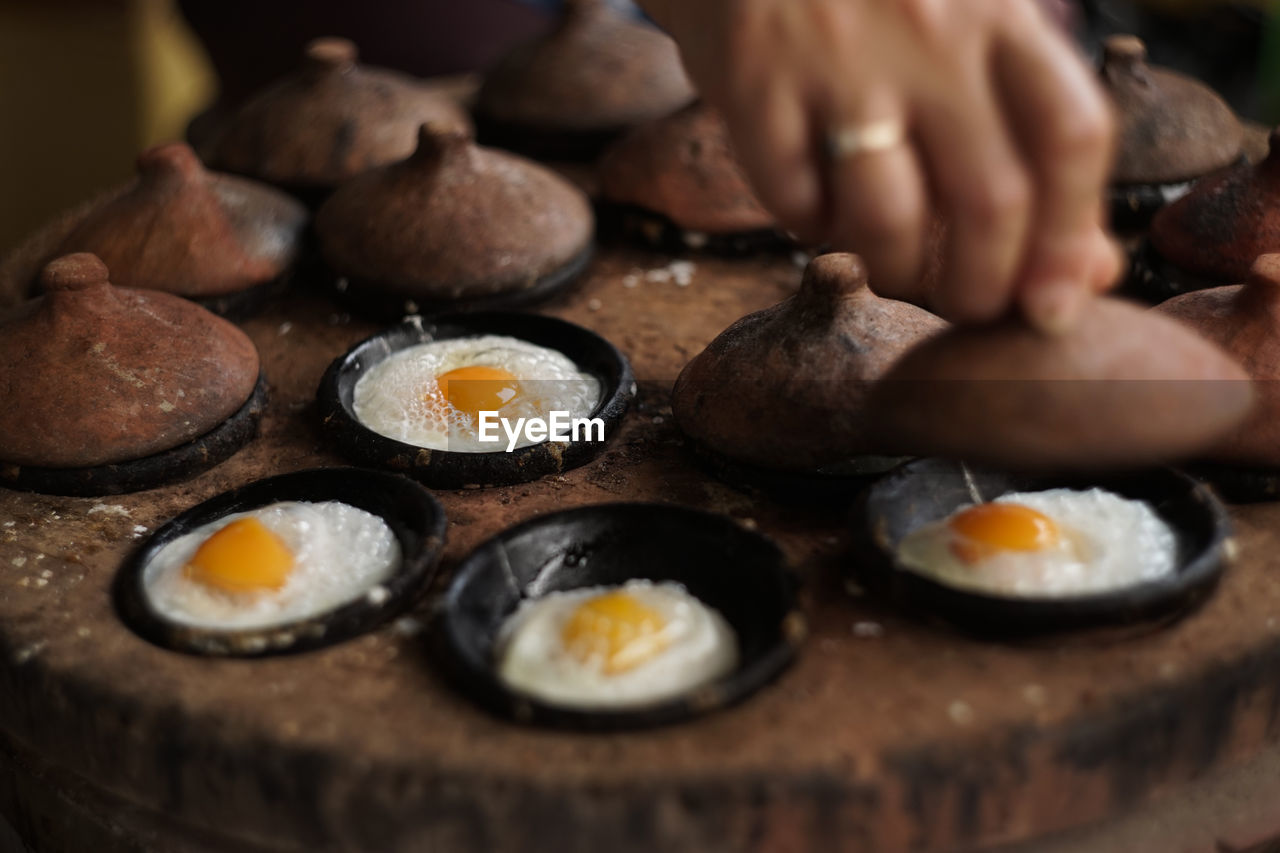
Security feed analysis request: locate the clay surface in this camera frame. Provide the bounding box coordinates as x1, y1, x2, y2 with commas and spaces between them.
3, 251, 1280, 852
0, 254, 260, 468
1102, 35, 1243, 185
206, 38, 472, 190
599, 101, 776, 234
872, 295, 1253, 470
672, 253, 946, 469
315, 125, 594, 300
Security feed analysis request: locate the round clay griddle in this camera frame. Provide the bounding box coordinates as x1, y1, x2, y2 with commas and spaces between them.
3, 249, 1280, 852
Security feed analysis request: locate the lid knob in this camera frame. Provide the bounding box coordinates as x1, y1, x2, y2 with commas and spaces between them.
1103, 35, 1148, 67
304, 37, 358, 74
563, 0, 606, 19
1247, 254, 1280, 290
40, 253, 111, 293
796, 253, 870, 319
136, 142, 203, 181
803, 253, 868, 297
412, 122, 474, 165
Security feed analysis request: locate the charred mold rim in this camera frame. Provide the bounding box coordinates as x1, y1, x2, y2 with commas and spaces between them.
848, 457, 1232, 636
113, 466, 447, 657
433, 501, 804, 730
473, 113, 631, 163
324, 242, 595, 323
1128, 238, 1234, 305
596, 202, 794, 256
0, 374, 268, 498
1183, 460, 1280, 505
192, 269, 294, 321
684, 437, 908, 507
1107, 178, 1196, 233
316, 312, 635, 489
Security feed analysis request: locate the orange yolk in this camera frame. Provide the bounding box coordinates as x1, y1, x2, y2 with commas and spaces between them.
948, 502, 1060, 564
183, 517, 294, 594
561, 591, 668, 675
436, 365, 521, 421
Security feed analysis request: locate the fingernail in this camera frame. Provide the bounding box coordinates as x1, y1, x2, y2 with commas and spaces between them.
1025, 281, 1085, 336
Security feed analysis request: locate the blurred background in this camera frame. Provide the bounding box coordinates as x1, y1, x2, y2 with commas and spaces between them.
0, 0, 1273, 256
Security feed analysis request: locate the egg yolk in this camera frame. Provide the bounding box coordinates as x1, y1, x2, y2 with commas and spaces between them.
436, 365, 521, 421
561, 591, 668, 675
948, 502, 1060, 564
183, 518, 294, 594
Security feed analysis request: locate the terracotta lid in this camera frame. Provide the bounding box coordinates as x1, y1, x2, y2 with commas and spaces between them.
672, 253, 947, 469
314, 125, 594, 303
205, 38, 472, 190
870, 295, 1252, 470
1149, 129, 1280, 283
599, 101, 775, 234
1154, 254, 1280, 464
0, 254, 261, 469
1101, 35, 1243, 185
476, 0, 694, 133
50, 143, 307, 299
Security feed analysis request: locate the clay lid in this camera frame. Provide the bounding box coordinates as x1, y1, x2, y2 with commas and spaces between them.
476, 0, 694, 133
1154, 254, 1280, 464
205, 38, 472, 190
672, 253, 947, 469
1101, 35, 1243, 185
1149, 129, 1280, 283
870, 295, 1252, 470
599, 101, 775, 234
314, 125, 594, 302
50, 143, 307, 299
0, 254, 260, 469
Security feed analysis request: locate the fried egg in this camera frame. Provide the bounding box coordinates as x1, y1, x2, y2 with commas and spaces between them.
143, 501, 401, 629
496, 580, 738, 709
896, 488, 1177, 597
352, 335, 601, 452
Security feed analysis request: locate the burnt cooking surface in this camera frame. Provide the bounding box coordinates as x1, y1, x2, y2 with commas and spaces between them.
3, 251, 1280, 851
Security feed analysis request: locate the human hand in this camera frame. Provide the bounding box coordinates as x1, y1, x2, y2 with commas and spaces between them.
640, 0, 1121, 332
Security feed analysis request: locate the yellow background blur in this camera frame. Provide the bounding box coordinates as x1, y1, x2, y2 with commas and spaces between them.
0, 0, 215, 254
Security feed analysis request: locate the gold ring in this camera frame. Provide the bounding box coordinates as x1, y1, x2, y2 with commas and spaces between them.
827, 119, 906, 159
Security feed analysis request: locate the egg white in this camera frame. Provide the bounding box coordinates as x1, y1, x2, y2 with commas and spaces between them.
896, 488, 1178, 597
495, 580, 739, 709
352, 335, 601, 453
143, 501, 402, 630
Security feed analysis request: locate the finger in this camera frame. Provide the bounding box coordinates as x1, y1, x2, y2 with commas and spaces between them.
1091, 232, 1126, 293
824, 99, 930, 299
992, 11, 1115, 332
721, 79, 825, 242
913, 62, 1034, 324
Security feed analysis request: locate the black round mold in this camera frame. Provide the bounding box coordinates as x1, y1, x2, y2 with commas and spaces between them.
0, 374, 268, 497
596, 202, 793, 256
849, 457, 1233, 636
1108, 180, 1192, 233
1127, 238, 1232, 304
1183, 460, 1280, 504
316, 312, 635, 489
194, 269, 293, 321
685, 438, 907, 507
433, 502, 805, 730
114, 466, 447, 657
326, 242, 595, 323
474, 114, 625, 163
